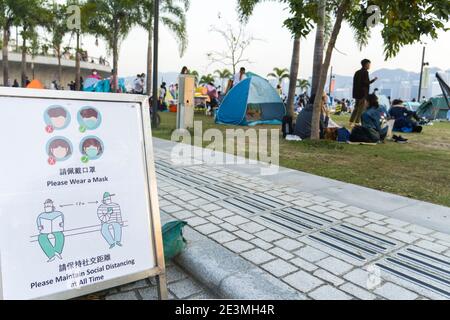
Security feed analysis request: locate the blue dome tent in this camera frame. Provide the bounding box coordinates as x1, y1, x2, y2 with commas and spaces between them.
216, 73, 286, 126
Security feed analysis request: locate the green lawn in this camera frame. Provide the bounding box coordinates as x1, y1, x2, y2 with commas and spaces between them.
152, 112, 450, 207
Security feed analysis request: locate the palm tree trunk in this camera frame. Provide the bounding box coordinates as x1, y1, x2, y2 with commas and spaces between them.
286, 36, 301, 117
75, 31, 81, 90
21, 37, 27, 87
112, 37, 119, 93
57, 47, 62, 87
311, 0, 326, 96
2, 27, 10, 86
310, 0, 350, 140
146, 25, 153, 95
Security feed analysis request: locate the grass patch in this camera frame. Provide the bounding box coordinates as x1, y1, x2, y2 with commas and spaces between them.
152, 111, 450, 207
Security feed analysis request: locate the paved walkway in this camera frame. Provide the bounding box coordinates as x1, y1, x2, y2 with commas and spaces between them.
82, 259, 217, 300
153, 137, 450, 300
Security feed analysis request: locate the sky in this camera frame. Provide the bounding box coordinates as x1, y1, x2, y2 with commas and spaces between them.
82, 0, 450, 79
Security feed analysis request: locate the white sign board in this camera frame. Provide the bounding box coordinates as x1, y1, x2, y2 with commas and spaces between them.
0, 88, 166, 300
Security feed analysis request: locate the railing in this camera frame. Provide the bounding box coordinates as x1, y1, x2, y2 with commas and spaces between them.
4, 44, 110, 67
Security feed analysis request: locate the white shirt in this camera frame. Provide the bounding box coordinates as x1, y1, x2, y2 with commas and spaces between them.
133, 77, 144, 93
233, 72, 247, 86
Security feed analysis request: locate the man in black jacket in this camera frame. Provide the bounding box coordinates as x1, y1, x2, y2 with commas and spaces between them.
350, 59, 378, 127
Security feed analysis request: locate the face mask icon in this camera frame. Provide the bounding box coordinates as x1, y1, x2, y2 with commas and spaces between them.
80, 137, 104, 163
84, 118, 98, 129
86, 147, 99, 158
79, 108, 101, 132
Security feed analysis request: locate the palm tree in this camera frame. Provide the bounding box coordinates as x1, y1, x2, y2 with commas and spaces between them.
214, 68, 232, 90
297, 79, 310, 93
286, 37, 300, 117
85, 0, 140, 92
140, 0, 189, 95
16, 0, 46, 87
238, 0, 315, 118
199, 74, 215, 86
66, 0, 87, 91
310, 0, 326, 96
311, 0, 351, 140
267, 67, 290, 85
1, 0, 31, 86
45, 1, 70, 87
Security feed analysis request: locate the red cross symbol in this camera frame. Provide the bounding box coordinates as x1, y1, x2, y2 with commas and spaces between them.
45, 125, 54, 134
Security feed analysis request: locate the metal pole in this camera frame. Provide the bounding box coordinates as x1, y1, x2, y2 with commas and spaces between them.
151, 0, 160, 128
75, 31, 80, 91
418, 46, 426, 101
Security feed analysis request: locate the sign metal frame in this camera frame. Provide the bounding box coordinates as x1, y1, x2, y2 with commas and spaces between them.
0, 88, 168, 300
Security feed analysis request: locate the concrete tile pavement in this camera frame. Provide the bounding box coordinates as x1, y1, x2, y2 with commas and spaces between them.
100, 138, 450, 300
81, 261, 217, 300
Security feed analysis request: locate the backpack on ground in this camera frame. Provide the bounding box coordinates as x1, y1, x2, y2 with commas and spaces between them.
337, 127, 351, 142
349, 126, 380, 144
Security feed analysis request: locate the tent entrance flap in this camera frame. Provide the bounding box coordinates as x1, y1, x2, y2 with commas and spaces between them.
246, 103, 286, 123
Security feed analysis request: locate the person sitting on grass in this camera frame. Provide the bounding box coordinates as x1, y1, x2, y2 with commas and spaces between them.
350, 94, 398, 144
361, 94, 388, 142
389, 99, 423, 133
294, 92, 329, 140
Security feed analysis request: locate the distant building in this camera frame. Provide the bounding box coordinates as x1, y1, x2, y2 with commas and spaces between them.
380, 88, 392, 97
0, 51, 110, 89
399, 81, 412, 100
334, 88, 351, 100
431, 81, 443, 97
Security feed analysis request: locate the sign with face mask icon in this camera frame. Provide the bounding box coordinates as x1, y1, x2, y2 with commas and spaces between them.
0, 88, 167, 300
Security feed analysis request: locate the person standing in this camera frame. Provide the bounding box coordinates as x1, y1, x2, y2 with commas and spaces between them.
159, 82, 168, 111
233, 67, 247, 86
350, 59, 378, 127
12, 79, 19, 87
180, 66, 189, 75
133, 74, 144, 94
91, 69, 102, 80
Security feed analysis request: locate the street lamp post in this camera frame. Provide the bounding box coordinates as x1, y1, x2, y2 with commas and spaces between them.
151, 0, 160, 128
418, 46, 429, 102
75, 30, 81, 91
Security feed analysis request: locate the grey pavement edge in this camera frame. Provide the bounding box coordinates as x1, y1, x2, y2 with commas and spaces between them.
174, 225, 306, 300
